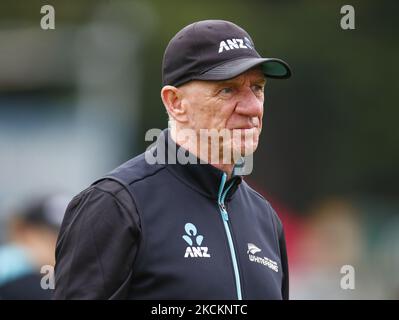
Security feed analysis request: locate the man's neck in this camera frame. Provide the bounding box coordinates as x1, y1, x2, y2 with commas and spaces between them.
170, 128, 234, 179
212, 163, 233, 180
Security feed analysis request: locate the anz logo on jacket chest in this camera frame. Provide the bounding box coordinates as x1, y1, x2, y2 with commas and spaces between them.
182, 223, 211, 258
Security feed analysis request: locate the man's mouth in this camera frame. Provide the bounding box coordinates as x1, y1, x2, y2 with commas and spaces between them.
233, 125, 257, 130
231, 117, 260, 130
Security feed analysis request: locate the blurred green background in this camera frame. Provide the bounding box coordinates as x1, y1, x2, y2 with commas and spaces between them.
0, 0, 398, 299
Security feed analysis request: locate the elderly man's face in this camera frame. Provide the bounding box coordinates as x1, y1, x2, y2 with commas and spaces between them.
178, 68, 265, 162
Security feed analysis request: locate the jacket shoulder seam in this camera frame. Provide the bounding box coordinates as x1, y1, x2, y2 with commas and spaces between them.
126, 165, 167, 186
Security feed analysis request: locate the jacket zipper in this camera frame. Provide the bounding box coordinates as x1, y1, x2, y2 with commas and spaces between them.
217, 172, 242, 300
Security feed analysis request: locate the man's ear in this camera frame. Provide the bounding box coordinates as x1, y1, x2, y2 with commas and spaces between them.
161, 85, 189, 123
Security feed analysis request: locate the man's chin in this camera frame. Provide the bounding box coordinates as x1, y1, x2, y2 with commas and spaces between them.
233, 133, 260, 155
239, 143, 258, 157
224, 142, 257, 163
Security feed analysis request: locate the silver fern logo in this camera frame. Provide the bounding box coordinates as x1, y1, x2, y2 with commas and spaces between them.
247, 243, 278, 273
247, 243, 261, 255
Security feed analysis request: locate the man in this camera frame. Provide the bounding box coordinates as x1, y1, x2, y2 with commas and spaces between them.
0, 194, 69, 299
54, 20, 291, 300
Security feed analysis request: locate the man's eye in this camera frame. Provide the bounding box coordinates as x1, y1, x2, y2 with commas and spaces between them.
252, 84, 263, 92
251, 85, 264, 93
220, 87, 233, 94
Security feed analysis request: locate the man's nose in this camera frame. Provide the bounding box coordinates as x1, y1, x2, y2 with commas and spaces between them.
234, 88, 263, 117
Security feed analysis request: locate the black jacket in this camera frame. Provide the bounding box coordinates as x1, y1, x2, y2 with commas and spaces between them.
54, 130, 289, 299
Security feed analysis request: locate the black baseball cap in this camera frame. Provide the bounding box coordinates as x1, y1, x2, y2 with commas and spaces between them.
16, 194, 71, 231
162, 20, 291, 87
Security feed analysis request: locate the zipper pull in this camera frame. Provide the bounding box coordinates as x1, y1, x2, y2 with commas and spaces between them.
219, 203, 229, 221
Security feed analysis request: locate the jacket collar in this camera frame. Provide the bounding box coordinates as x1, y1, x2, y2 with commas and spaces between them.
154, 129, 242, 201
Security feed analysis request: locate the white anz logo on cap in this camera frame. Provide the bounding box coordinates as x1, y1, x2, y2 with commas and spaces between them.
218, 37, 253, 53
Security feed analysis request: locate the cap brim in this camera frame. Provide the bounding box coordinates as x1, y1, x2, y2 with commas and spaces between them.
197, 57, 291, 81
